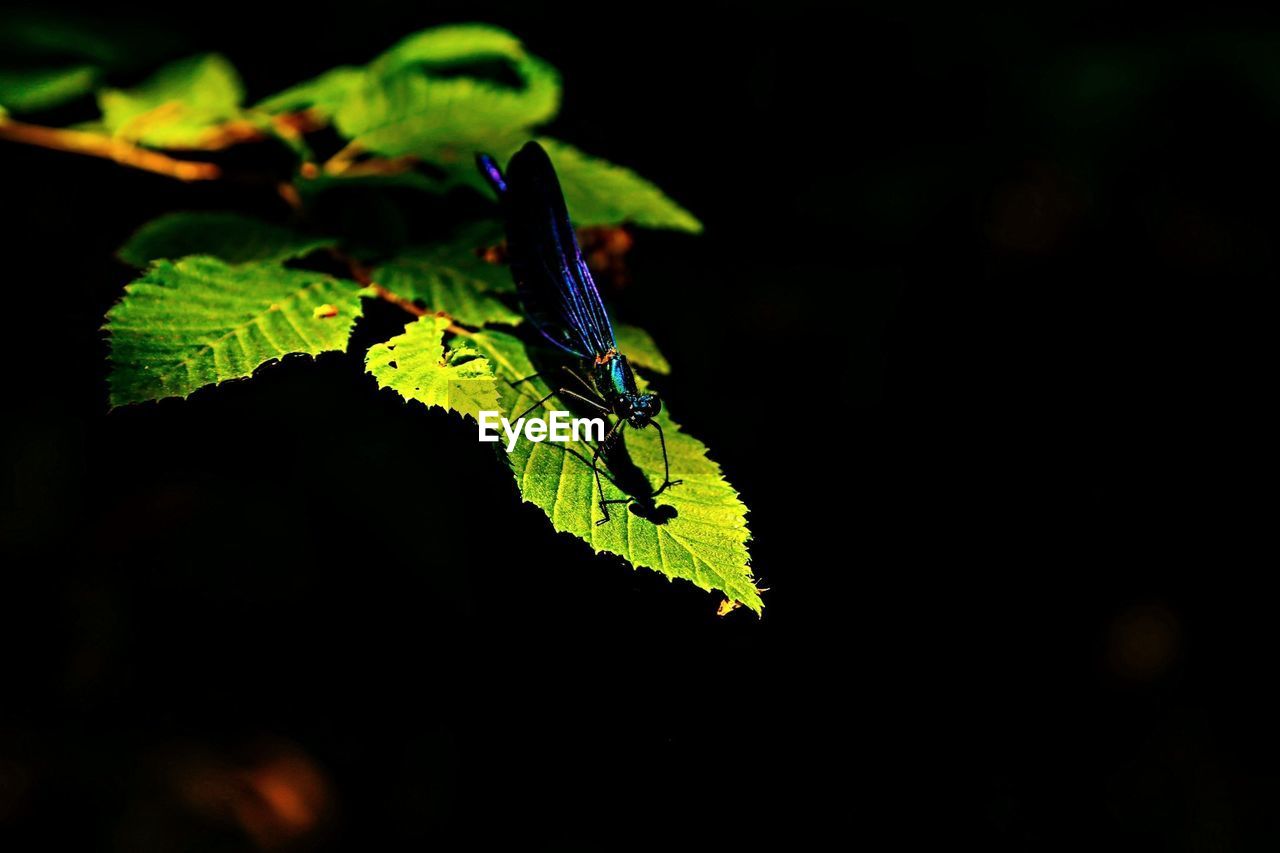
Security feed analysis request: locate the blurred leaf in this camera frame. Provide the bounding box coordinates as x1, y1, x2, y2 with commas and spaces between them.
0, 65, 98, 113
371, 24, 527, 72
614, 325, 671, 375
98, 53, 246, 148
372, 229, 520, 326
258, 23, 559, 162
461, 327, 759, 612
366, 315, 500, 421
335, 43, 559, 160
106, 256, 365, 406
530, 139, 702, 232
259, 25, 697, 233
254, 66, 364, 118
118, 212, 336, 266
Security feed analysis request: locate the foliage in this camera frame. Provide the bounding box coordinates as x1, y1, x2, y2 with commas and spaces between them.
365, 315, 500, 422
371, 229, 522, 327
4, 22, 757, 612
96, 53, 246, 148
0, 65, 97, 112
105, 257, 366, 406
466, 329, 758, 610
117, 212, 336, 266
254, 24, 700, 231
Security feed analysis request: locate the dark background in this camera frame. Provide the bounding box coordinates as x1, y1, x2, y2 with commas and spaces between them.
0, 2, 1271, 849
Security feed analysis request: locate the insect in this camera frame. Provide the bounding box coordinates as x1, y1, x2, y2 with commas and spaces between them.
477, 141, 680, 525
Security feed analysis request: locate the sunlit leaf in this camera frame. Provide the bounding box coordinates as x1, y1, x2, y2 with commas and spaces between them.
366, 315, 500, 421
253, 66, 364, 118
463, 328, 759, 612
106, 256, 365, 406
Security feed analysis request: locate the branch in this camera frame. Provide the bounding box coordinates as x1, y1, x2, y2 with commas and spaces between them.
322, 141, 363, 175
370, 282, 429, 317
320, 140, 421, 179
0, 113, 477, 336
0, 110, 322, 184
328, 248, 470, 334
0, 117, 221, 181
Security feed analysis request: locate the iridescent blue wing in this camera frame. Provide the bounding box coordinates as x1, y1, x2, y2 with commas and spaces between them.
477, 142, 617, 359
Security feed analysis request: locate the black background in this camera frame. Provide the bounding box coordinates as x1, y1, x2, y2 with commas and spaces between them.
0, 2, 1272, 849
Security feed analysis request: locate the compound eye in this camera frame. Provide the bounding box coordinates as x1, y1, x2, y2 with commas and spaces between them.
649, 395, 661, 416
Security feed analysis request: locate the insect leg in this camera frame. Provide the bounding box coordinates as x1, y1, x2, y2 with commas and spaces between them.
559, 365, 601, 400
649, 420, 683, 497
593, 420, 631, 526
513, 389, 558, 422
511, 368, 605, 411
508, 372, 543, 387
559, 388, 610, 415
506, 373, 553, 411
513, 386, 609, 423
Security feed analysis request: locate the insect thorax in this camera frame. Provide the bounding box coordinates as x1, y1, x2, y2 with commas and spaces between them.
591, 351, 636, 405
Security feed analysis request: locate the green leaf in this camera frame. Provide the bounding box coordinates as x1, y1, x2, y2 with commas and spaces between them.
106, 256, 365, 406
257, 27, 697, 235
332, 26, 560, 160
372, 231, 520, 327
0, 65, 97, 113
614, 325, 671, 375
257, 24, 561, 164
531, 139, 703, 232
256, 24, 541, 124
464, 328, 760, 613
98, 53, 245, 148
118, 212, 336, 267
371, 24, 527, 73
254, 65, 365, 118
366, 315, 500, 421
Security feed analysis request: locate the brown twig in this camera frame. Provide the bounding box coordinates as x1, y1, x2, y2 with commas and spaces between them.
322, 141, 363, 175
319, 141, 422, 179
272, 109, 326, 137
368, 282, 429, 317
187, 119, 267, 150
338, 155, 420, 178
0, 117, 221, 181
2, 112, 471, 339
327, 248, 471, 333
371, 282, 474, 336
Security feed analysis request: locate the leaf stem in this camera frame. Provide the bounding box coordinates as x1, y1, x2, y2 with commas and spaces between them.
370, 282, 429, 316
327, 248, 471, 334
322, 141, 363, 175
0, 117, 221, 181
